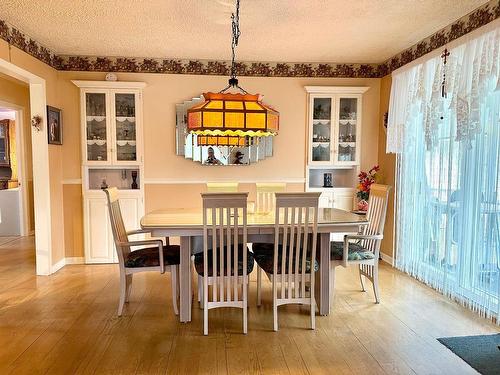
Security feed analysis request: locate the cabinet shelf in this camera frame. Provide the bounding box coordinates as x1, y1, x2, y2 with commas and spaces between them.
87, 140, 107, 146
116, 116, 136, 122
86, 116, 106, 122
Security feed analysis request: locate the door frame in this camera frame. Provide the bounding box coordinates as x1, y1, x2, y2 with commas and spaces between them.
0, 58, 52, 275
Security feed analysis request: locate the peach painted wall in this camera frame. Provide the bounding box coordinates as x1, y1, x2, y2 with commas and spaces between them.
57, 72, 381, 257
1, 39, 385, 261
377, 74, 396, 260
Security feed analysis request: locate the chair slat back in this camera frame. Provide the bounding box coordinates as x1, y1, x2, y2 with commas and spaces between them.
104, 188, 129, 265
273, 193, 320, 301
362, 184, 391, 254
256, 183, 286, 214
202, 192, 248, 304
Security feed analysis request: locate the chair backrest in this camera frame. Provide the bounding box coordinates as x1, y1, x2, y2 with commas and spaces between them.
255, 183, 286, 214
104, 187, 129, 265
273, 192, 320, 301
202, 192, 248, 303
362, 184, 391, 254
206, 182, 239, 193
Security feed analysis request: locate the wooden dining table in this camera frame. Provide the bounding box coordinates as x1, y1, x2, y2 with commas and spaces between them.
141, 207, 368, 323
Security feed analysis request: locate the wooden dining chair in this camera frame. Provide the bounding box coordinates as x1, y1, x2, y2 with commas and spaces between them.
330, 184, 391, 303
253, 192, 320, 331
104, 188, 180, 316
194, 192, 254, 335
255, 183, 286, 214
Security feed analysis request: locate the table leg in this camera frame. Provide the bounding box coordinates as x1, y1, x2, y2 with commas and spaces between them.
318, 232, 330, 316
179, 236, 192, 322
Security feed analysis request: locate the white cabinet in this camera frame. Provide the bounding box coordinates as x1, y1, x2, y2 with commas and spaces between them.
83, 191, 144, 264
74, 81, 146, 264
73, 81, 146, 166
318, 191, 334, 208
333, 189, 355, 211
305, 86, 369, 211
306, 88, 368, 167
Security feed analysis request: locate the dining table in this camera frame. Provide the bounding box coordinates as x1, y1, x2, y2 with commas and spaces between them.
141, 207, 369, 323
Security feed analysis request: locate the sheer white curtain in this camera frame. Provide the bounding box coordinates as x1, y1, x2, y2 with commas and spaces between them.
387, 27, 500, 321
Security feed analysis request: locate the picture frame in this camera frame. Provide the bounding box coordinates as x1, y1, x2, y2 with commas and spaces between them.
47, 106, 62, 145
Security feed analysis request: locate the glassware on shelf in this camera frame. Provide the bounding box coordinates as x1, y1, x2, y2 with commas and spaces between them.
313, 98, 331, 120
115, 94, 137, 161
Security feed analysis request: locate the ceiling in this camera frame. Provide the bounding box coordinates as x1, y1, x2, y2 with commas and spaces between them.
1, 0, 488, 63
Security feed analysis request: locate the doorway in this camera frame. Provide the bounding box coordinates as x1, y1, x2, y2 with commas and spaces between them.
0, 104, 30, 236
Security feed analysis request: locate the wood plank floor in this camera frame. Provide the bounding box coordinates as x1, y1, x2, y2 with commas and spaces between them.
0, 236, 498, 374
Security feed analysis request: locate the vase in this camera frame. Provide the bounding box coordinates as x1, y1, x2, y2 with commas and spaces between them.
357, 199, 368, 211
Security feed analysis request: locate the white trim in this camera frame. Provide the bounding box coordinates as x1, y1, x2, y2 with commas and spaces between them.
62, 179, 82, 184
380, 252, 394, 266
143, 178, 306, 185
65, 257, 85, 265
304, 86, 370, 94
71, 80, 147, 89
51, 257, 66, 273
0, 58, 52, 276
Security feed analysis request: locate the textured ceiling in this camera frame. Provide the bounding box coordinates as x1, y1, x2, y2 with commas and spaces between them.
0, 0, 489, 63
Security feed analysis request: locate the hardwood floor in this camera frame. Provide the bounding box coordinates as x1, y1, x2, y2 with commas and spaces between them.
0, 236, 498, 374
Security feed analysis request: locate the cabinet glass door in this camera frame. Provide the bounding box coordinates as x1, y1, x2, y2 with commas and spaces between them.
85, 93, 108, 162
114, 93, 137, 162
336, 97, 358, 164
311, 97, 332, 163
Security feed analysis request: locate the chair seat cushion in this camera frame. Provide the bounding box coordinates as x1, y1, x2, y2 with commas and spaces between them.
330, 241, 375, 261
124, 245, 180, 268
252, 243, 319, 274
194, 245, 255, 277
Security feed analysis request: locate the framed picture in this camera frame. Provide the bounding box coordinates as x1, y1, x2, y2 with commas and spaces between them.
47, 106, 62, 145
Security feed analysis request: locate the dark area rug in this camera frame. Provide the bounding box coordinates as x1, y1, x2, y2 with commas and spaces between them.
438, 334, 500, 375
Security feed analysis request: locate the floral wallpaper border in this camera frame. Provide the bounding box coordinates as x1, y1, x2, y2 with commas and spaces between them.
0, 0, 498, 78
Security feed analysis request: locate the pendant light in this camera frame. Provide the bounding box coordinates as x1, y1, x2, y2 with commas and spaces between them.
187, 0, 279, 145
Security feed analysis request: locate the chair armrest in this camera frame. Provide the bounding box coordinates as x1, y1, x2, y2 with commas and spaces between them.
117, 239, 165, 274
126, 229, 152, 236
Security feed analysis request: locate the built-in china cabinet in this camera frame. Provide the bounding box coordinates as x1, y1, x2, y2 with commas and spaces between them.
304, 86, 369, 211
73, 80, 146, 264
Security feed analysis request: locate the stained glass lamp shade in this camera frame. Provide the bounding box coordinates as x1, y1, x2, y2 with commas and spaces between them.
187, 92, 279, 146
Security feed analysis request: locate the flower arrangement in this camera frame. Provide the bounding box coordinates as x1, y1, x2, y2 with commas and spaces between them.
357, 165, 380, 207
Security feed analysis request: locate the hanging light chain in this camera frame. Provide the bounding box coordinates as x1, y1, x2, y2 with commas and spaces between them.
230, 0, 241, 81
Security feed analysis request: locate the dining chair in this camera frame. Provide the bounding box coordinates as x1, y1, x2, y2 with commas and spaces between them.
194, 192, 254, 335
330, 184, 391, 303
104, 188, 180, 316
253, 192, 320, 331
255, 183, 286, 214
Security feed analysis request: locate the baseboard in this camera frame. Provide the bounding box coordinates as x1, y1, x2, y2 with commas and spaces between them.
380, 252, 394, 266
65, 257, 85, 265
50, 257, 85, 274
50, 258, 66, 273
